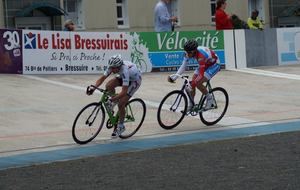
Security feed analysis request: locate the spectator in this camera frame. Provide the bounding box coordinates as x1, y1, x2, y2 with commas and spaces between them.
247, 10, 264, 30
154, 0, 178, 32
215, 0, 233, 30
64, 19, 76, 31
231, 14, 249, 29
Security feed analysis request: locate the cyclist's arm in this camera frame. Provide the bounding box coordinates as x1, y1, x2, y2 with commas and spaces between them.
94, 67, 111, 87
94, 75, 108, 87
170, 57, 188, 81
111, 67, 129, 101
247, 18, 258, 29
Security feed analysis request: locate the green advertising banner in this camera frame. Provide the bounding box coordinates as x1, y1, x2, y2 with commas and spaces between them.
130, 30, 225, 71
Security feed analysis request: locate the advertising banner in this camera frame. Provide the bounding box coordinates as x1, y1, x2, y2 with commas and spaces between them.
277, 28, 300, 65
21, 30, 225, 74
133, 30, 225, 72
22, 30, 153, 74
0, 29, 22, 74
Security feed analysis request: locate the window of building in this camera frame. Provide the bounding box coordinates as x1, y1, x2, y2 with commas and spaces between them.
211, 0, 216, 23
279, 24, 296, 28
249, 0, 265, 23
64, 0, 76, 12
170, 0, 179, 25
116, 0, 128, 28
63, 0, 85, 30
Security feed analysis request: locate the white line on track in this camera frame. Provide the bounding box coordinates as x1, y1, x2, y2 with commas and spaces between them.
230, 68, 300, 80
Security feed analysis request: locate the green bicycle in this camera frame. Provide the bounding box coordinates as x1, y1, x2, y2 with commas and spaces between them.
72, 85, 146, 144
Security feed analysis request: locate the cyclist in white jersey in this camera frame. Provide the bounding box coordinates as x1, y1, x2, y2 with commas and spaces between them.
87, 54, 142, 137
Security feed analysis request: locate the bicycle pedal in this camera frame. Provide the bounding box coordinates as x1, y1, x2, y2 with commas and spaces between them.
191, 112, 198, 116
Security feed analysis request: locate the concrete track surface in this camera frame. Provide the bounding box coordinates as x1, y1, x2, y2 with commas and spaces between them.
0, 65, 300, 189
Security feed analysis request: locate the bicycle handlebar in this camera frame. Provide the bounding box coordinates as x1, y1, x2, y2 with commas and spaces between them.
170, 74, 189, 83
87, 85, 115, 97
90, 85, 105, 93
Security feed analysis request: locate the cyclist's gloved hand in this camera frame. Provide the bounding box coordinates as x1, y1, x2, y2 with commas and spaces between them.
168, 75, 176, 83
86, 85, 95, 95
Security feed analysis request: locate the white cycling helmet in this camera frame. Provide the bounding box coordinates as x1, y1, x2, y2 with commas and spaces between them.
108, 54, 123, 67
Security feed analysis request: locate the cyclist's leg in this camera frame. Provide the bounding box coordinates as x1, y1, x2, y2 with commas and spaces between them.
204, 63, 221, 82
118, 95, 130, 120
196, 63, 221, 94
202, 63, 221, 108
118, 77, 142, 125
191, 73, 197, 98
193, 66, 208, 96
195, 77, 208, 94
105, 77, 122, 94
189, 66, 202, 99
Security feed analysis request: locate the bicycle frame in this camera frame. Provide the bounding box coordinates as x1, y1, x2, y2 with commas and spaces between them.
172, 74, 216, 114
90, 85, 135, 126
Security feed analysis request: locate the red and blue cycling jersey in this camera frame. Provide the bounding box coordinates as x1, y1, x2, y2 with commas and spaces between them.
171, 46, 220, 87
194, 46, 218, 79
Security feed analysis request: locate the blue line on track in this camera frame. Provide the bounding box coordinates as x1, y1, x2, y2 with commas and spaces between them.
1, 120, 300, 170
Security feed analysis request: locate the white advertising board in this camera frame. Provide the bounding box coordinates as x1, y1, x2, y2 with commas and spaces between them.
22, 30, 152, 74
277, 28, 300, 65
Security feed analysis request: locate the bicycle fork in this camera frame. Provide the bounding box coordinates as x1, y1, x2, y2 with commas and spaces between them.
86, 105, 101, 126
170, 92, 185, 112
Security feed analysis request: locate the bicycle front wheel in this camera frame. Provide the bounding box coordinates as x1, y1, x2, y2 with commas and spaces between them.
199, 87, 229, 126
157, 90, 187, 129
72, 102, 105, 144
119, 98, 146, 139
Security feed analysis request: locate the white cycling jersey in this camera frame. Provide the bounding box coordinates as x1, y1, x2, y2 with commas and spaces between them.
104, 61, 141, 86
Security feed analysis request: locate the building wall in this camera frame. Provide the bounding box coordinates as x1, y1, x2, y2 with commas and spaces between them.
127, 0, 156, 31
81, 0, 236, 32
0, 0, 272, 31
82, 0, 158, 32
128, 0, 214, 32
178, 0, 212, 31
227, 0, 248, 22
86, 0, 270, 32
0, 0, 4, 27
83, 0, 119, 31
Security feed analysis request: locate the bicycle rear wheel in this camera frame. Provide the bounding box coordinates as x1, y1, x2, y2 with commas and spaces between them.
157, 90, 187, 129
119, 98, 146, 139
199, 87, 229, 126
72, 102, 105, 144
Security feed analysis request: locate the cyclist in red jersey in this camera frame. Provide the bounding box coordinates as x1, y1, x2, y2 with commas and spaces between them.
168, 39, 221, 110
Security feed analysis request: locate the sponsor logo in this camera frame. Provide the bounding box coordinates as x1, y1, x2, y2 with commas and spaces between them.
24, 32, 36, 49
